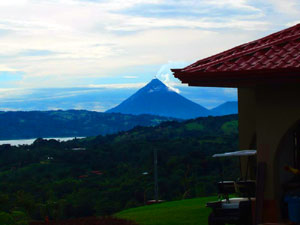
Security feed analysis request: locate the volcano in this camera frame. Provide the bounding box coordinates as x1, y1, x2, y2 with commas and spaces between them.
106, 79, 210, 119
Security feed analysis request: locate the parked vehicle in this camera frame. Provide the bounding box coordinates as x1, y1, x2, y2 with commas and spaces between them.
206, 150, 256, 225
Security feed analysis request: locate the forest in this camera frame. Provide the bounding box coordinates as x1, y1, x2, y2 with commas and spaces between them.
0, 114, 239, 224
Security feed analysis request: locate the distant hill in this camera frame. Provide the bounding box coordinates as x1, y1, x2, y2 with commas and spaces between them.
210, 101, 238, 116
106, 79, 210, 119
0, 110, 173, 140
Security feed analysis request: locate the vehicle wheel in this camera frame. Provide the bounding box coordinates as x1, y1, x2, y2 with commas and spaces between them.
239, 214, 252, 225
208, 213, 224, 225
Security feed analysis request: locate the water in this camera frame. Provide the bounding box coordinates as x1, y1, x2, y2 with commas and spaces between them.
0, 137, 84, 146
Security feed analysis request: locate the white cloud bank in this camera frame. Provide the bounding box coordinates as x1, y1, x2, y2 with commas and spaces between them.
0, 65, 19, 72
88, 83, 146, 89
0, 0, 298, 88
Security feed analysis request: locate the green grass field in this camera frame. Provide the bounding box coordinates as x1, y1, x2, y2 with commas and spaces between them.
116, 196, 218, 225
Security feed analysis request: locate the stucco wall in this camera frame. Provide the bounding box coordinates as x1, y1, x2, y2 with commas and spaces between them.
238, 88, 257, 179
256, 85, 300, 199
239, 85, 300, 200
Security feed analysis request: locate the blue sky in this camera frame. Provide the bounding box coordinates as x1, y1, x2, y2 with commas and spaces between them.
0, 0, 299, 111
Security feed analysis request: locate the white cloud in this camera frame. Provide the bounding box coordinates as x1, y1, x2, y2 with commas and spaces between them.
123, 76, 138, 79
0, 88, 33, 100
105, 16, 269, 32
194, 0, 262, 14
88, 83, 146, 89
266, 0, 300, 17
286, 20, 300, 27
155, 61, 190, 93
223, 88, 237, 97
0, 0, 297, 89
0, 65, 19, 72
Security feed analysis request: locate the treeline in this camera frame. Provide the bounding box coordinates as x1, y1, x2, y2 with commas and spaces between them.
0, 114, 239, 223
0, 110, 174, 140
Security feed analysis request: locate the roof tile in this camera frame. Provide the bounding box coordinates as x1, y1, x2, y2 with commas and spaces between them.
175, 23, 300, 75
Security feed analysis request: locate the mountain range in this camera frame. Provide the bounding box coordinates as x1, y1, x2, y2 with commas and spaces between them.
0, 110, 173, 140
210, 101, 238, 116
107, 79, 238, 119
0, 79, 238, 140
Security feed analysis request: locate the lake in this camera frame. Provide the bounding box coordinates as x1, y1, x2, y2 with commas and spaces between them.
0, 137, 84, 146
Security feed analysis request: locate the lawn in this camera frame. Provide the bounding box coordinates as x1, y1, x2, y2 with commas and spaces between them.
116, 196, 218, 225
29, 217, 138, 225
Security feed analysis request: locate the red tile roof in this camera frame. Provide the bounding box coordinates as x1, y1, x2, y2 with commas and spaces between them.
172, 23, 300, 87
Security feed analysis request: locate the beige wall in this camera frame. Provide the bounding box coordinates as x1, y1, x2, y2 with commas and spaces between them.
238, 88, 257, 179
238, 88, 256, 150
238, 85, 300, 200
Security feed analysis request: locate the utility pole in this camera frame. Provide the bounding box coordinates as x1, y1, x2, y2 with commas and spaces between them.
154, 148, 158, 202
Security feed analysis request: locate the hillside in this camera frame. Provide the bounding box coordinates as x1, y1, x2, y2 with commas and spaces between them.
0, 114, 239, 222
0, 110, 173, 140
116, 196, 217, 225
210, 101, 238, 116
107, 79, 210, 119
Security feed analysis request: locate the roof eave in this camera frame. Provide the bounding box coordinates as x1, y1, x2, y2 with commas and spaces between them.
172, 68, 300, 88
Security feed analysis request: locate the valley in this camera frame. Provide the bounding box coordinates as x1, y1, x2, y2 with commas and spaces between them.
0, 115, 239, 223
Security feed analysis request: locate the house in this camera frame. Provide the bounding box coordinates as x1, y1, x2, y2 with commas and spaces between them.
172, 23, 300, 224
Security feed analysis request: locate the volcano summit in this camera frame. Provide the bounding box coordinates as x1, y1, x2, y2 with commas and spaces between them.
106, 79, 210, 119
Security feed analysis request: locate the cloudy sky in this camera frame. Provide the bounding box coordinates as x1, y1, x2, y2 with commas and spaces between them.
0, 0, 299, 111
